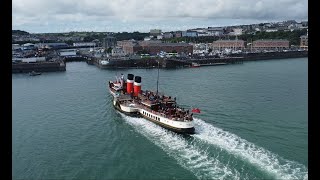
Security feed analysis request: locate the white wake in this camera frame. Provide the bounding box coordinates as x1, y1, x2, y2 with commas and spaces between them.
193, 118, 308, 180
120, 114, 241, 180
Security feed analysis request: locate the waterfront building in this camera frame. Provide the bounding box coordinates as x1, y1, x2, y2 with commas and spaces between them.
122, 41, 143, 55
36, 43, 69, 49
111, 47, 126, 56
73, 42, 96, 47
122, 41, 193, 55
253, 39, 289, 50
59, 49, 77, 57
138, 40, 162, 46
212, 40, 245, 50
140, 42, 193, 55
103, 36, 117, 49
300, 35, 308, 50
117, 39, 137, 48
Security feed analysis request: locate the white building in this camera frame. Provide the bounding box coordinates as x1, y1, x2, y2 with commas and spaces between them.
59, 49, 77, 57
157, 35, 163, 40
265, 29, 278, 32
112, 47, 125, 56
233, 28, 243, 35
144, 37, 152, 41
73, 42, 96, 47
13, 57, 46, 63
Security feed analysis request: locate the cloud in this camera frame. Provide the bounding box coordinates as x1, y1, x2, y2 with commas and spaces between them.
12, 0, 308, 32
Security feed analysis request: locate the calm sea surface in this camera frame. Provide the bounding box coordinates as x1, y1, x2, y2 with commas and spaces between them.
13, 58, 308, 180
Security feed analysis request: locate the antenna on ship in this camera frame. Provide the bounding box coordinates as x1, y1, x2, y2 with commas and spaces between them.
156, 60, 160, 95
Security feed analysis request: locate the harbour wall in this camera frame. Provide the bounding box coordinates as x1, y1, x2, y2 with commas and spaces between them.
240, 51, 308, 61
93, 51, 307, 69
12, 61, 66, 73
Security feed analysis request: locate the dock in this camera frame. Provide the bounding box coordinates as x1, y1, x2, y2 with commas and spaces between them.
12, 60, 66, 73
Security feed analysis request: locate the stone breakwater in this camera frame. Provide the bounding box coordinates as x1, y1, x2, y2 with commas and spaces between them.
12, 61, 66, 73
92, 51, 308, 69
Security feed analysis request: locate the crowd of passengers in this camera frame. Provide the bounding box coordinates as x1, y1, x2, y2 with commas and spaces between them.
134, 90, 193, 121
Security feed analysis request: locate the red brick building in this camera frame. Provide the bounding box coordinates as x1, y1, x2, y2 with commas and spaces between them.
140, 43, 193, 55
122, 41, 193, 55
253, 39, 289, 50
122, 44, 143, 55
212, 40, 245, 50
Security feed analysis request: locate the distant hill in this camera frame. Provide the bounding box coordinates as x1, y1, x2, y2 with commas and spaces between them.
12, 30, 29, 35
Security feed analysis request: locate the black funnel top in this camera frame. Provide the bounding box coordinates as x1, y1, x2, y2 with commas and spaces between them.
127, 74, 134, 80
134, 76, 141, 83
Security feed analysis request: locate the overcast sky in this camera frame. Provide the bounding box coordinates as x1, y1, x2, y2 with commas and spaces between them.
12, 0, 308, 33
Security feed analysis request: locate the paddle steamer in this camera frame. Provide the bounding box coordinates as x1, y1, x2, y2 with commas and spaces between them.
108, 73, 195, 134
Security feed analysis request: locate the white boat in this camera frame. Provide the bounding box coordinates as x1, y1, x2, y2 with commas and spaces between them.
29, 71, 41, 76
108, 74, 125, 98
191, 62, 200, 68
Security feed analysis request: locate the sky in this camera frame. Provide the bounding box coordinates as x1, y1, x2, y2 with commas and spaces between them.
12, 0, 308, 33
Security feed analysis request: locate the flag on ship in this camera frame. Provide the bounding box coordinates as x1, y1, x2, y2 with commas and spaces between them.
191, 108, 201, 113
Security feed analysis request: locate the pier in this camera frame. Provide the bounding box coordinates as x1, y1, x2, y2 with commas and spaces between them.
12, 60, 66, 73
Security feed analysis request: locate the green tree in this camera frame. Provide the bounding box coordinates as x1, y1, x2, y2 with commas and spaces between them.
107, 47, 113, 53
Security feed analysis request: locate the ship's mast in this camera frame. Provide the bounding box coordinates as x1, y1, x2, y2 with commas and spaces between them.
156, 61, 160, 95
